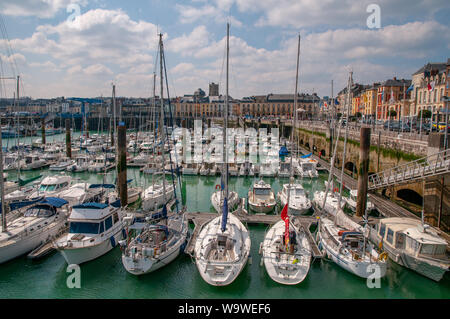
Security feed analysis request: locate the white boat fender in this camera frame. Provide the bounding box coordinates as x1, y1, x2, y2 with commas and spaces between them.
248, 255, 252, 265
118, 240, 127, 248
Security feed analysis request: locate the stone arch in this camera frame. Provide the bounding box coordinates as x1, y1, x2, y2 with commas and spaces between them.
344, 161, 356, 172
320, 149, 326, 157
305, 142, 310, 150
300, 139, 304, 145
397, 189, 423, 206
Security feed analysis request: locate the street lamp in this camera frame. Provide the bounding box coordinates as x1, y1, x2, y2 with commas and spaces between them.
442, 96, 449, 150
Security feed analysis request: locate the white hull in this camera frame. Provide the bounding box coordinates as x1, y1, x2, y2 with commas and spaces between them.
261, 220, 311, 285
0, 220, 66, 264
194, 214, 251, 286
57, 227, 124, 265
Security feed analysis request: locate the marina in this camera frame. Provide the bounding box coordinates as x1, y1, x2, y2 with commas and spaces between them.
0, 10, 449, 300
0, 137, 449, 297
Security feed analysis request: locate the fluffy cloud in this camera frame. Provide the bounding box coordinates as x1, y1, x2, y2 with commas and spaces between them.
166, 26, 211, 55
184, 0, 448, 29
176, 1, 242, 27
166, 21, 450, 98
0, 0, 87, 18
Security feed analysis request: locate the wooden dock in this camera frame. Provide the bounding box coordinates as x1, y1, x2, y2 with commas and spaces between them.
184, 210, 323, 260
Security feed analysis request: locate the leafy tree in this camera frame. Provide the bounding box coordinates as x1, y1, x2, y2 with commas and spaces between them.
417, 109, 432, 119
388, 110, 397, 118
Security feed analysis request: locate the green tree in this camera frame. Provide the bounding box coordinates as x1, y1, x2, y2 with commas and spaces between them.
417, 109, 431, 119
388, 110, 397, 118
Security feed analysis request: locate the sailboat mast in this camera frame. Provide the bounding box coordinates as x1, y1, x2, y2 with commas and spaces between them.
0, 129, 7, 232
159, 34, 167, 203
288, 34, 301, 208
112, 84, 117, 147
224, 23, 229, 203
338, 71, 353, 208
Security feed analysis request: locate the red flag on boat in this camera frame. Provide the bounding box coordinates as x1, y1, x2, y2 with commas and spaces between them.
280, 203, 288, 221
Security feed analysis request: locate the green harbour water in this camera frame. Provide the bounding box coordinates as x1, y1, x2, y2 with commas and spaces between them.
1, 133, 449, 298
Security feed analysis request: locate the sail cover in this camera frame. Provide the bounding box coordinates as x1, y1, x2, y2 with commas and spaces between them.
221, 197, 228, 232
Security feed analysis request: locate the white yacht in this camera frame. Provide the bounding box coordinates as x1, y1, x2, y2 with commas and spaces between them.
88, 155, 114, 172
142, 182, 175, 211
297, 158, 318, 178
21, 154, 48, 171
260, 219, 311, 285
259, 162, 277, 177
56, 183, 103, 206
183, 163, 199, 175
317, 211, 387, 279
312, 188, 345, 216
277, 183, 312, 215
211, 189, 240, 214
278, 161, 291, 178
0, 198, 69, 264
199, 163, 210, 176
248, 179, 276, 213
194, 212, 251, 286
345, 189, 375, 213
28, 175, 72, 199
49, 158, 75, 171
67, 154, 91, 172
121, 213, 188, 275
54, 202, 126, 264
371, 217, 449, 281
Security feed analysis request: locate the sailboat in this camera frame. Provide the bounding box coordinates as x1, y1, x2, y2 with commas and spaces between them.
316, 71, 387, 279
261, 35, 311, 284
121, 33, 188, 275
194, 24, 251, 286
142, 73, 175, 212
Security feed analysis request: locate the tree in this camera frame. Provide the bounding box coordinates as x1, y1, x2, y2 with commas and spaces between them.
417, 109, 431, 119
388, 110, 397, 118
355, 112, 362, 119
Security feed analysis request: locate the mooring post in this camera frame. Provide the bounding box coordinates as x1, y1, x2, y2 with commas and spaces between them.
356, 126, 371, 217
41, 117, 46, 145
117, 123, 127, 207
65, 119, 71, 158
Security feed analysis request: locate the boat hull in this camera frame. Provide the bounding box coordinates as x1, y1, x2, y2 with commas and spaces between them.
57, 228, 124, 265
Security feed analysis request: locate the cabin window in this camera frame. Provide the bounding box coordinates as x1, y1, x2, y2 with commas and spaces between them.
99, 221, 104, 234
254, 188, 270, 196
434, 245, 446, 256
379, 224, 386, 238
105, 216, 113, 231
386, 228, 394, 244
395, 233, 405, 249
420, 244, 434, 255
406, 236, 419, 252
69, 222, 100, 234
113, 212, 119, 224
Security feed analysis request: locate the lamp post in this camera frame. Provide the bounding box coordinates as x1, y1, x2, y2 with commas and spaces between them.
443, 96, 449, 150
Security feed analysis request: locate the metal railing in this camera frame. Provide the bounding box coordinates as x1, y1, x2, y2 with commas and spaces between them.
368, 148, 450, 190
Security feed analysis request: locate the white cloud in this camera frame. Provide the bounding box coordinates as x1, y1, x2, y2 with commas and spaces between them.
84, 63, 112, 75
171, 63, 195, 74
176, 2, 242, 27
0, 0, 88, 18
166, 26, 211, 55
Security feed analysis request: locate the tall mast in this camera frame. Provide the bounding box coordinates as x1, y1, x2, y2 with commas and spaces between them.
112, 84, 117, 148
225, 23, 229, 206
338, 71, 353, 208
159, 33, 167, 204
0, 125, 6, 232
288, 34, 300, 209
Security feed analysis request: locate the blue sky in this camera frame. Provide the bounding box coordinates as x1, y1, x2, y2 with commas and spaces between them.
0, 0, 449, 99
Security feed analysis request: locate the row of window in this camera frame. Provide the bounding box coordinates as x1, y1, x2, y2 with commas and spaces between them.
69, 212, 120, 235
418, 88, 445, 104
